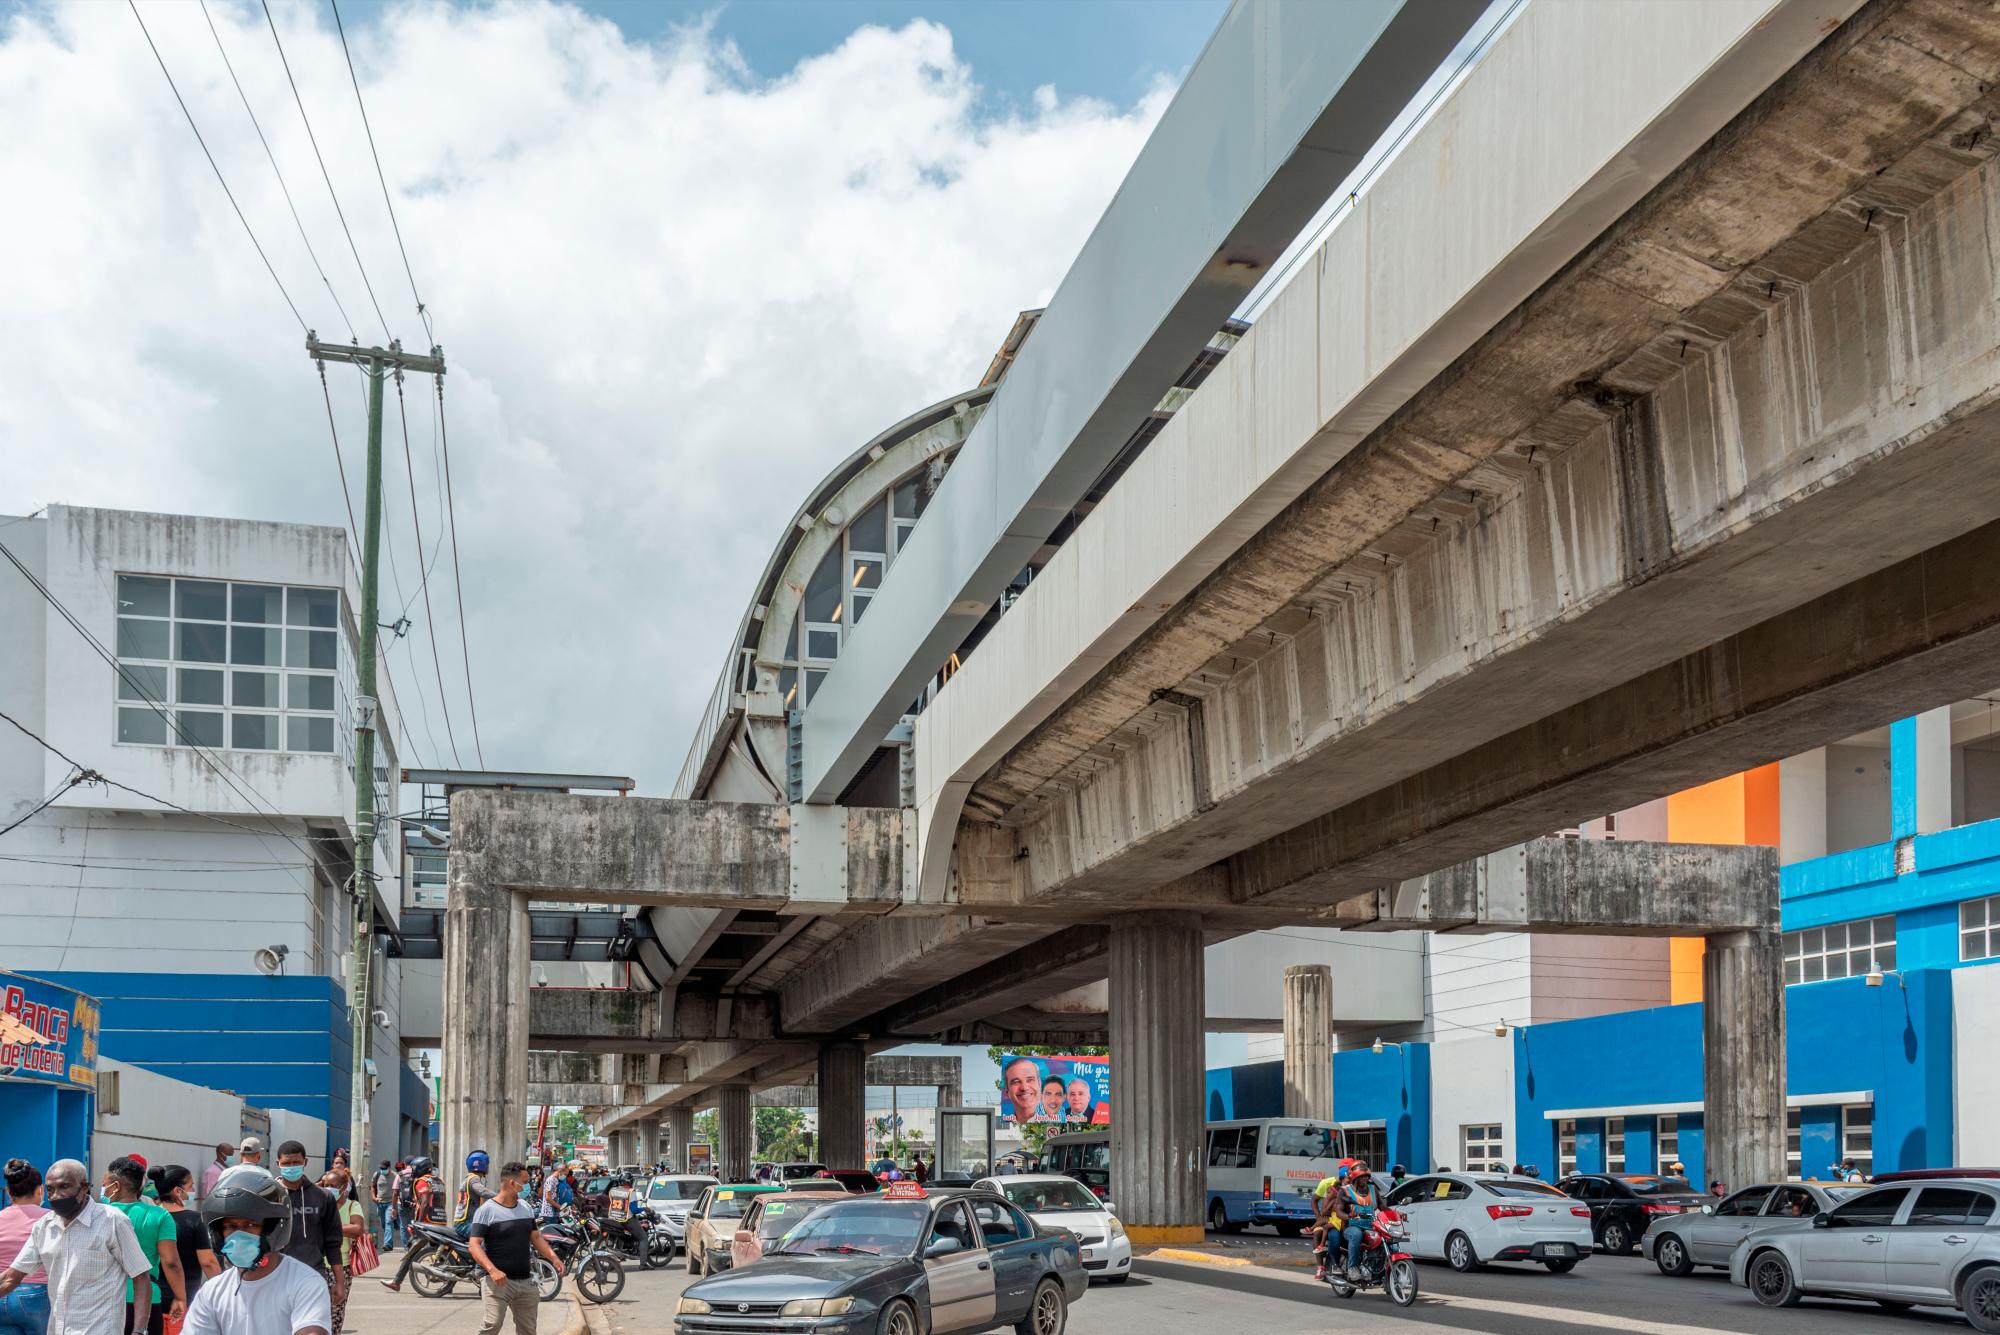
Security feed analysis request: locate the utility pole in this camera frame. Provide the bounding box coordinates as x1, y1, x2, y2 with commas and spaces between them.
307, 332, 445, 1180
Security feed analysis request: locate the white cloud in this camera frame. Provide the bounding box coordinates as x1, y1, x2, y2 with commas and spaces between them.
0, 0, 1173, 788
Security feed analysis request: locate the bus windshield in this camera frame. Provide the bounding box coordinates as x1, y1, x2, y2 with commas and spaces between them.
1263, 1124, 1339, 1161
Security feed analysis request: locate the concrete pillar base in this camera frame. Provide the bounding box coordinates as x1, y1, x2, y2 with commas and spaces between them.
440, 849, 528, 1196
1282, 964, 1332, 1121
1703, 928, 1786, 1191
1125, 1225, 1207, 1246
817, 1041, 867, 1170
638, 1118, 661, 1170
1108, 911, 1205, 1237
718, 1086, 753, 1183
666, 1106, 694, 1174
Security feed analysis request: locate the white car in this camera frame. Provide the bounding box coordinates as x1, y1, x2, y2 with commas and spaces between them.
642, 1174, 717, 1253
973, 1173, 1132, 1283
1381, 1172, 1595, 1272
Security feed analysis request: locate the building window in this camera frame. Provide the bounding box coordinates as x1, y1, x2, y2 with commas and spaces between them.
1658, 1115, 1679, 1171
1344, 1126, 1387, 1168
1461, 1125, 1504, 1174
1787, 1109, 1801, 1178
1557, 1120, 1577, 1178
1842, 1104, 1873, 1179
1962, 894, 2000, 962
113, 576, 342, 754
1605, 1117, 1626, 1173
1783, 915, 1896, 984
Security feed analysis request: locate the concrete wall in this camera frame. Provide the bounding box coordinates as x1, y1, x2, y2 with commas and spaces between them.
1423, 934, 1530, 1041
1528, 936, 1671, 1023
1203, 928, 1423, 1028
1825, 744, 1891, 856
1953, 963, 2000, 1165
1333, 1044, 1430, 1173
1427, 1034, 1514, 1173
93, 1058, 243, 1183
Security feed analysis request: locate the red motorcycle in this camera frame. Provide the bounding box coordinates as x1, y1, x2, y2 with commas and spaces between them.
1321, 1206, 1418, 1307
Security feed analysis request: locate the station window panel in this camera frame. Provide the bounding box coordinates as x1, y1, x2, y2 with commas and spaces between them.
1461, 1125, 1504, 1174
113, 574, 343, 754
1842, 1104, 1873, 1178
1557, 1120, 1577, 1178
851, 499, 886, 556
1783, 915, 1895, 985
1658, 1114, 1679, 1170
1786, 1109, 1801, 1178
1962, 894, 2000, 962
1605, 1117, 1626, 1173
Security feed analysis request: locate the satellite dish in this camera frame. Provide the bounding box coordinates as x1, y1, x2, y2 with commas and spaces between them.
253, 944, 290, 976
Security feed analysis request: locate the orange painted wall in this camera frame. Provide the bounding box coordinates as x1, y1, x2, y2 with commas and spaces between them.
1664, 765, 1781, 1003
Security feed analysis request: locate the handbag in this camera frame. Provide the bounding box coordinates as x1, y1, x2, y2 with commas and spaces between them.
349, 1222, 381, 1277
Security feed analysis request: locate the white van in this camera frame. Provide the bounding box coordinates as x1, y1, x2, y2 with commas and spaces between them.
1041, 1130, 1112, 1203
1204, 1119, 1346, 1235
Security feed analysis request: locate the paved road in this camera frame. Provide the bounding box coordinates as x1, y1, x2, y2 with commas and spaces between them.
345, 1240, 1974, 1335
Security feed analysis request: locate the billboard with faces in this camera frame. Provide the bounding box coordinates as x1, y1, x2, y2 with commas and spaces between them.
997, 1054, 1109, 1126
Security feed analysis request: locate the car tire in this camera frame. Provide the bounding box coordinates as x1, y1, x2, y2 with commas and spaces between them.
1446, 1231, 1479, 1273
1015, 1278, 1067, 1335
1747, 1250, 1803, 1308
1598, 1220, 1631, 1256
1543, 1259, 1577, 1274
1208, 1201, 1239, 1235
1653, 1234, 1693, 1277
688, 1247, 702, 1277
1960, 1267, 2000, 1334
878, 1298, 920, 1335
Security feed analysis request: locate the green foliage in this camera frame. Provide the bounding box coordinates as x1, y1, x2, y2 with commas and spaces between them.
758, 1107, 809, 1161
692, 1110, 718, 1146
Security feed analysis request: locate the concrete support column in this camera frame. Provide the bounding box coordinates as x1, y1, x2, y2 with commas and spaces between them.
817, 1041, 868, 1170
1108, 911, 1205, 1243
638, 1117, 661, 1170
1702, 929, 1786, 1192
441, 850, 529, 1197
717, 1086, 753, 1183
1282, 964, 1333, 1121
666, 1106, 694, 1173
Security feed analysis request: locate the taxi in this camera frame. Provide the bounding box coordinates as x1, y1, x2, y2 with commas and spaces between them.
675, 1182, 1087, 1335
685, 1182, 793, 1277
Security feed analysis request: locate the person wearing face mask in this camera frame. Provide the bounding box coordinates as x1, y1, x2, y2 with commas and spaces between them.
270, 1144, 345, 1323
179, 1166, 329, 1335
149, 1166, 218, 1306
198, 1149, 232, 1207
0, 1159, 152, 1335
101, 1158, 184, 1335
0, 1159, 49, 1335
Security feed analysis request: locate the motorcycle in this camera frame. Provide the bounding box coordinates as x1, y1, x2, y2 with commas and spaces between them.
591, 1197, 665, 1270
1319, 1206, 1418, 1307
540, 1210, 629, 1304
404, 1222, 563, 1303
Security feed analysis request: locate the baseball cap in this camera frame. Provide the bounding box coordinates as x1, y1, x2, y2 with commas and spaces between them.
239, 1136, 265, 1157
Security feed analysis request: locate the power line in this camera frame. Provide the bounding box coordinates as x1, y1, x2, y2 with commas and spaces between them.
395, 375, 461, 765
432, 375, 485, 765
259, 0, 392, 342
0, 772, 85, 842
328, 0, 431, 344
127, 0, 306, 332
198, 0, 358, 341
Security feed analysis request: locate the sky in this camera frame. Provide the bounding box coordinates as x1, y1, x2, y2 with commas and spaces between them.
0, 0, 1223, 791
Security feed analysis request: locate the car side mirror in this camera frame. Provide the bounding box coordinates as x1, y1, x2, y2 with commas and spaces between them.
925, 1237, 964, 1259
1812, 1212, 1833, 1229
733, 1229, 754, 1245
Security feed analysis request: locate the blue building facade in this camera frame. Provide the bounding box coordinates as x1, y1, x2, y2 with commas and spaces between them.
0, 973, 99, 1171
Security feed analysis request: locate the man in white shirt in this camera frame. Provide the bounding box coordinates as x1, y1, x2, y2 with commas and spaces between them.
0, 1159, 153, 1335
181, 1165, 329, 1335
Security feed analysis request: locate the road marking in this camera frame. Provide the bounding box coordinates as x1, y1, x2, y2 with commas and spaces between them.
1422, 1293, 1713, 1333
1149, 1247, 1256, 1267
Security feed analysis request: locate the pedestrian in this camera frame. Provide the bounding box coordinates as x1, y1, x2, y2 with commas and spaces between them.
368, 1162, 395, 1254
237, 1139, 264, 1170
151, 1165, 219, 1306
273, 1142, 346, 1322
321, 1173, 364, 1335
182, 1165, 332, 1335
467, 1162, 563, 1335
0, 1159, 49, 1335
376, 1158, 440, 1293
102, 1155, 186, 1335
0, 1159, 153, 1335
911, 1155, 929, 1187
199, 1146, 233, 1205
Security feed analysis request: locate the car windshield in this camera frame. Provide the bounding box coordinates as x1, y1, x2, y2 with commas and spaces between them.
710, 1192, 767, 1220
756, 1200, 832, 1239
999, 1180, 1101, 1212
1483, 1180, 1568, 1198
1625, 1178, 1696, 1195
769, 1201, 927, 1257
648, 1180, 706, 1201
779, 1164, 828, 1180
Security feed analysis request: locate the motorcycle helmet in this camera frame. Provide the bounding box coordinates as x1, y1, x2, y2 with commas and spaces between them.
199, 1164, 293, 1258
409, 1156, 434, 1178
466, 1150, 490, 1175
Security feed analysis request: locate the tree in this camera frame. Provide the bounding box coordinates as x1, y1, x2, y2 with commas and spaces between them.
693, 1110, 718, 1146
986, 1044, 1109, 1158
757, 1107, 808, 1161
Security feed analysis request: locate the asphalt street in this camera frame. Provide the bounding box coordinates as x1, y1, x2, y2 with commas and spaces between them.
344, 1236, 1976, 1335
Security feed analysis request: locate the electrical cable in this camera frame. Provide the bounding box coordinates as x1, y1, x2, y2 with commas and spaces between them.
259, 0, 392, 342
328, 0, 432, 345
198, 0, 359, 341
395, 375, 462, 766
127, 0, 306, 332
0, 771, 84, 841
432, 374, 485, 765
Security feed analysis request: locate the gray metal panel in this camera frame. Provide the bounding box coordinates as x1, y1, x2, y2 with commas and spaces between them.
800, 0, 1486, 800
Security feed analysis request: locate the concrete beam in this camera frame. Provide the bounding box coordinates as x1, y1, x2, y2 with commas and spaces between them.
779, 913, 1056, 1034
1357, 839, 1774, 935
525, 989, 778, 1050
451, 788, 904, 912
871, 928, 1109, 1039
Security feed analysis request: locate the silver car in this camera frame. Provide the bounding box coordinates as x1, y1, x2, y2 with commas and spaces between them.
1644, 1182, 1857, 1275
1729, 1178, 2000, 1330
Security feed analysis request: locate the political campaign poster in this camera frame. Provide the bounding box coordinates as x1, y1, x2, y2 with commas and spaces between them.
997, 1054, 1108, 1127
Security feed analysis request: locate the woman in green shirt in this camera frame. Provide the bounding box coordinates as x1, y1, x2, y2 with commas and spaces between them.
101, 1156, 185, 1333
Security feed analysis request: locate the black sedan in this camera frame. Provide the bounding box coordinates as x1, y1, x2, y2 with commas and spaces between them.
675, 1186, 1087, 1335
1554, 1174, 1711, 1255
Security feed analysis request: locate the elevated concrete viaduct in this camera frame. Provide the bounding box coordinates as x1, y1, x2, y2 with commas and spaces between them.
442, 0, 2000, 1243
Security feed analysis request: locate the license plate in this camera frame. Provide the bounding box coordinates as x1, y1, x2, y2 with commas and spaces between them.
1546, 1244, 1574, 1257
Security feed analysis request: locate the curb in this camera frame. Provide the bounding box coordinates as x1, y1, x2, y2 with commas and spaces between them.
1147, 1247, 1255, 1268
557, 1275, 614, 1335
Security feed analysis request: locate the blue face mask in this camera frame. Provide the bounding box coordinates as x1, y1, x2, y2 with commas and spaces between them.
219, 1231, 264, 1270
278, 1165, 305, 1183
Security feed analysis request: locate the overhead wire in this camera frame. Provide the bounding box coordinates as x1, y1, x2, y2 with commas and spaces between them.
0, 771, 86, 842
432, 375, 485, 765
197, 0, 358, 342
259, 0, 392, 342
395, 373, 462, 766
127, 0, 306, 332
328, 0, 432, 345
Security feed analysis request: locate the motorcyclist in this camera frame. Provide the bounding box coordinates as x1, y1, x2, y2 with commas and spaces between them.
1309, 1162, 1349, 1280
1336, 1156, 1379, 1284
183, 1164, 333, 1334
452, 1152, 493, 1240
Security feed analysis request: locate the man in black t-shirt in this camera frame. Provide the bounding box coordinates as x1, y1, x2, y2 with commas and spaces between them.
468, 1162, 562, 1334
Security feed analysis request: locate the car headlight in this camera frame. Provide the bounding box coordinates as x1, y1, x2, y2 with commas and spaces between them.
780, 1297, 857, 1317
676, 1298, 711, 1315
1108, 1217, 1126, 1239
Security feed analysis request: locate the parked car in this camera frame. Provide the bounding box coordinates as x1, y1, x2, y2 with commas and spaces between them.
675, 1185, 1087, 1335
775, 1162, 830, 1183
724, 1192, 841, 1271
684, 1183, 791, 1276
1383, 1173, 1594, 1273
1644, 1181, 1858, 1275
1730, 1178, 2000, 1330
1555, 1174, 1708, 1255
973, 1173, 1131, 1283
818, 1169, 882, 1194
641, 1174, 718, 1257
